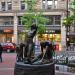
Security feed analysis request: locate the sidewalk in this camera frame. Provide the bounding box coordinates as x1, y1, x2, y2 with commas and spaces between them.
0, 53, 16, 75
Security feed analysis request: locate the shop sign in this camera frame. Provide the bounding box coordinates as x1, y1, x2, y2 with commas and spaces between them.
4, 29, 13, 33
46, 30, 61, 34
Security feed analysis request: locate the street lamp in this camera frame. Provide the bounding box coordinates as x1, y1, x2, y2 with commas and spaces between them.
66, 0, 70, 51
62, 0, 69, 65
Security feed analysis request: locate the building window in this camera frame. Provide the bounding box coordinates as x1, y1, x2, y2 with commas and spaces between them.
18, 17, 22, 25
1, 2, 6, 11
55, 0, 57, 8
42, 0, 53, 9
45, 15, 61, 25
47, 0, 53, 9
42, 0, 45, 9
21, 1, 25, 10
4, 21, 10, 25
45, 16, 53, 25
0, 16, 13, 26
42, 0, 58, 9
7, 2, 12, 10
4, 20, 13, 25
54, 15, 61, 25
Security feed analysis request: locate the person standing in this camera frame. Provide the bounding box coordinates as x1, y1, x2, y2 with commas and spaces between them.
20, 43, 25, 58
0, 44, 3, 62
16, 43, 24, 62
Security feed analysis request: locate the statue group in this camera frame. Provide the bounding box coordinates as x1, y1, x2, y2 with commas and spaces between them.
16, 23, 54, 64
15, 23, 55, 75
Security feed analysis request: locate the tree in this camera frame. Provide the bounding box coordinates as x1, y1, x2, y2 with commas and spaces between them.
63, 16, 73, 26
63, 0, 75, 26
21, 0, 49, 34
63, 0, 75, 24
63, 0, 75, 44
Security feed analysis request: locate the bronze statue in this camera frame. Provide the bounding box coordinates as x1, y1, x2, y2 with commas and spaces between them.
31, 41, 54, 64
24, 23, 38, 64
16, 23, 54, 64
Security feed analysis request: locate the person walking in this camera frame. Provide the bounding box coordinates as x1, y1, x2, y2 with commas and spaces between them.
0, 44, 3, 62
19, 43, 25, 60
16, 45, 20, 62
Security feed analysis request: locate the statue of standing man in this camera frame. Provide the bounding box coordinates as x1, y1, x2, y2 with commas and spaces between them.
24, 23, 38, 64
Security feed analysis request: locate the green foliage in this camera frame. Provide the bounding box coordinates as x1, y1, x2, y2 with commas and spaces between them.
21, 0, 49, 34
23, 0, 37, 11
69, 0, 75, 10
38, 24, 46, 34
21, 13, 35, 29
70, 14, 75, 20
63, 0, 75, 26
63, 16, 73, 26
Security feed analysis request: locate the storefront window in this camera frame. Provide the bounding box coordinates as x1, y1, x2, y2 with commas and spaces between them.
6, 37, 12, 42
54, 34, 61, 42
38, 33, 61, 42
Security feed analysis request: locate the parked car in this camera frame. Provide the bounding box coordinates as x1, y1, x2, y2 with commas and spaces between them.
2, 43, 16, 52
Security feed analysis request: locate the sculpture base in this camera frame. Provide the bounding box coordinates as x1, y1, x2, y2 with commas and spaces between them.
14, 62, 55, 75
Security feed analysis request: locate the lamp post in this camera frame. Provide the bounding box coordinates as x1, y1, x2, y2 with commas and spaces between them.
66, 0, 70, 51
65, 0, 69, 65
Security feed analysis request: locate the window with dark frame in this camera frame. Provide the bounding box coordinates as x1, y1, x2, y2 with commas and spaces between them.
7, 2, 12, 10
45, 15, 53, 25
21, 1, 25, 10
1, 2, 6, 11
45, 15, 61, 25
42, 0, 58, 9
47, 0, 53, 9
54, 15, 61, 25
18, 17, 22, 25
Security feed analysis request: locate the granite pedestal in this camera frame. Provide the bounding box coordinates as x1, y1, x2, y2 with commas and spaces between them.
14, 62, 55, 75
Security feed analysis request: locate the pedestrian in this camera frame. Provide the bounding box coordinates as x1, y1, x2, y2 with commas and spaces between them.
19, 43, 25, 60
16, 45, 20, 62
0, 44, 3, 62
